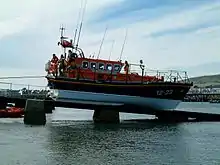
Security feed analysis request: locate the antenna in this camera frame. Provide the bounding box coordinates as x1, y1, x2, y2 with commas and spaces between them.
97, 26, 108, 59
76, 22, 82, 50
59, 25, 66, 58
73, 0, 83, 48
60, 24, 65, 39
108, 40, 115, 60
75, 0, 88, 50
73, 28, 78, 48
119, 29, 128, 61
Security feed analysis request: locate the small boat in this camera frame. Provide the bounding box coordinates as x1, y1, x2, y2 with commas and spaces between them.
45, 26, 193, 113
0, 103, 24, 118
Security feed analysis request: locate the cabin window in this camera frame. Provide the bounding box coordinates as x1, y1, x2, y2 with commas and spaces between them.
98, 63, 105, 70
90, 62, 97, 70
114, 64, 121, 72
106, 64, 113, 71
82, 61, 89, 69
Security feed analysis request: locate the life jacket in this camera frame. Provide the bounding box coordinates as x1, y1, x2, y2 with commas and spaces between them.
49, 62, 57, 74
51, 56, 59, 63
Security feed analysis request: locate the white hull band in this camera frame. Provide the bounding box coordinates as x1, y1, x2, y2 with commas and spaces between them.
49, 90, 181, 111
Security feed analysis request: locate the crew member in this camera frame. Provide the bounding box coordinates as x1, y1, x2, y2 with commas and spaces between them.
45, 60, 51, 74
66, 58, 78, 78
58, 54, 66, 76
67, 58, 77, 70
51, 54, 59, 76
124, 60, 129, 75
51, 54, 59, 63
68, 50, 78, 62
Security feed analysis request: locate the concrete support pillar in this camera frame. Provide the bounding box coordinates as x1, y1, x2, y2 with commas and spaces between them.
24, 99, 46, 125
44, 100, 55, 114
93, 108, 120, 123
0, 101, 6, 109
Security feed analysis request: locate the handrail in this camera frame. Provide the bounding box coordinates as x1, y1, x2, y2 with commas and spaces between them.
70, 46, 85, 58
144, 69, 190, 83
0, 76, 45, 79
0, 81, 49, 98
0, 82, 47, 88
0, 81, 48, 91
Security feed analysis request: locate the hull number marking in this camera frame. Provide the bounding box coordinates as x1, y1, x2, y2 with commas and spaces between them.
157, 90, 173, 96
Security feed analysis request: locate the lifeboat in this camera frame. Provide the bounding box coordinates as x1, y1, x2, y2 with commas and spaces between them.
0, 103, 24, 118
45, 26, 193, 112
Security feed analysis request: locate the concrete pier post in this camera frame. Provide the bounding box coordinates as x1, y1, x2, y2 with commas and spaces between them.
0, 97, 7, 109
23, 99, 46, 125
93, 108, 120, 123
44, 100, 55, 114
0, 101, 6, 109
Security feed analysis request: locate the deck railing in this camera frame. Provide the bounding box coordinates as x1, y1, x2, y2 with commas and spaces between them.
128, 63, 190, 84
47, 61, 191, 85
144, 69, 190, 83
49, 69, 191, 85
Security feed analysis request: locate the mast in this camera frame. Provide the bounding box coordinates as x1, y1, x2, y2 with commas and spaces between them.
73, 0, 83, 49
60, 25, 66, 58
108, 40, 115, 60
97, 26, 108, 59
75, 0, 88, 51
60, 25, 65, 39
75, 22, 82, 50
119, 29, 128, 62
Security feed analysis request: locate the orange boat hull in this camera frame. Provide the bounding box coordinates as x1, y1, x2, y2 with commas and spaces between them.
0, 108, 24, 118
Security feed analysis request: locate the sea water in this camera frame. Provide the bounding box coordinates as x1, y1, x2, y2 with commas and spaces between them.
0, 102, 220, 165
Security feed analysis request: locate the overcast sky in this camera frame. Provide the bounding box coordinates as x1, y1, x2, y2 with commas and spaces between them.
0, 0, 220, 88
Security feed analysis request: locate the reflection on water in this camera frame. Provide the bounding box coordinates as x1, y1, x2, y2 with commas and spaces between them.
47, 121, 182, 165
46, 120, 220, 165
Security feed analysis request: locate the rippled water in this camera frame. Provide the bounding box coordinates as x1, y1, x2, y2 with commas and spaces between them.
0, 102, 220, 165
